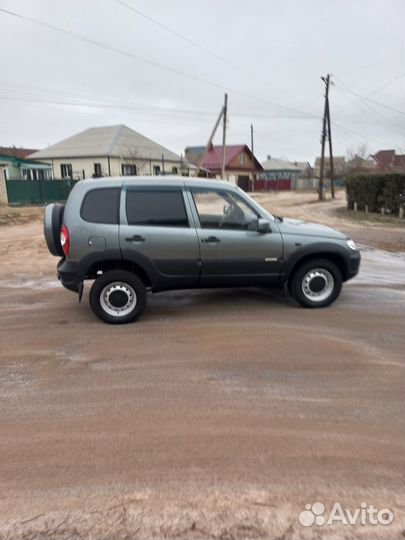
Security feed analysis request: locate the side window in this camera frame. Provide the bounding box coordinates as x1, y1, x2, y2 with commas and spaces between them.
80, 188, 120, 224
126, 190, 188, 227
191, 189, 258, 230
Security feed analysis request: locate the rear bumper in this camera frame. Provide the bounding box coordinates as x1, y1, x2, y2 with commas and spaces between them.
57, 258, 81, 293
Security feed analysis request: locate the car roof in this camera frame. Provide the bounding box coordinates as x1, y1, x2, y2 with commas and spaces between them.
76, 176, 237, 191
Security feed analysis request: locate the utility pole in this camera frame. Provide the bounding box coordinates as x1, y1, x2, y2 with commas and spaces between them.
250, 123, 255, 191
319, 74, 334, 200
221, 93, 228, 179
194, 99, 225, 178
326, 98, 335, 198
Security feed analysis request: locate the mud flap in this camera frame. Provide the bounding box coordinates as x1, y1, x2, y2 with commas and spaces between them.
78, 282, 84, 303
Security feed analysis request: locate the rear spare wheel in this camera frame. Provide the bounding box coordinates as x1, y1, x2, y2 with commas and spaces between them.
44, 203, 65, 256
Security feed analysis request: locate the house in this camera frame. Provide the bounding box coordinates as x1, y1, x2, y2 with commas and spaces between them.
184, 144, 262, 190
293, 161, 314, 178
371, 150, 405, 173
292, 161, 317, 190
345, 155, 376, 174
314, 156, 346, 178
257, 157, 301, 190
29, 125, 194, 180
0, 146, 52, 180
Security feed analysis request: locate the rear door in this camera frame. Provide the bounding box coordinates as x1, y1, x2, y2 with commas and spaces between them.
188, 187, 283, 286
119, 185, 200, 289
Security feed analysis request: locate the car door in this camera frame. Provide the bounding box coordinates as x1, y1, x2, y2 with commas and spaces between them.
188, 187, 283, 286
119, 185, 200, 290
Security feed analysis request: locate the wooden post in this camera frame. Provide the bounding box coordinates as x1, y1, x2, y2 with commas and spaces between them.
221, 93, 228, 180
326, 97, 335, 199
319, 74, 331, 201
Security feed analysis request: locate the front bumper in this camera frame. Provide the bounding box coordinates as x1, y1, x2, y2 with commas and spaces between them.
347, 251, 361, 279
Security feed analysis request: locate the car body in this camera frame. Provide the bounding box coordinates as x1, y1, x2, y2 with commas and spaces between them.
44, 176, 360, 323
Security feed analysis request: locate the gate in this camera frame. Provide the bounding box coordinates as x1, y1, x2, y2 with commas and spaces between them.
6, 179, 78, 205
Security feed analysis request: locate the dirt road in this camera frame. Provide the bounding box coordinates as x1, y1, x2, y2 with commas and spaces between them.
0, 193, 404, 539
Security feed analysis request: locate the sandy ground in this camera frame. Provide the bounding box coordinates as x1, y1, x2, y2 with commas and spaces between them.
0, 192, 404, 539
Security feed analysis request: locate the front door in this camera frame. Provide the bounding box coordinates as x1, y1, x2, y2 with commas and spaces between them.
188, 187, 283, 286
120, 186, 200, 290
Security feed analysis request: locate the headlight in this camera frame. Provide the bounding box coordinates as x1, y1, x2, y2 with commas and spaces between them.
346, 239, 357, 251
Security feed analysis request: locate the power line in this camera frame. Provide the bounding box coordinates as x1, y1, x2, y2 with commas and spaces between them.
0, 87, 320, 120
0, 6, 317, 119
334, 82, 405, 116
112, 0, 310, 108
331, 119, 390, 146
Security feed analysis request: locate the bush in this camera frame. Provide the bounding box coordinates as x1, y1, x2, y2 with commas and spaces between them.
345, 173, 405, 214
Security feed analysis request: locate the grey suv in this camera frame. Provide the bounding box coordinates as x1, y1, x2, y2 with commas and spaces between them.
44, 177, 360, 324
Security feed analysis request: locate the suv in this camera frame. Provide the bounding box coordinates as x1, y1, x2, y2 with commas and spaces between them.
44, 177, 360, 324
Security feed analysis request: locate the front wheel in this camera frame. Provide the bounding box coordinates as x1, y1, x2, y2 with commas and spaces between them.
289, 258, 342, 308
89, 270, 146, 324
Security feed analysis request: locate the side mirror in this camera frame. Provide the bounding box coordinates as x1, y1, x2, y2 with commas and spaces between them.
257, 218, 271, 233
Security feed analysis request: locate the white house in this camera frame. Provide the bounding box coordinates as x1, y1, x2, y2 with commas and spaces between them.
29, 124, 194, 180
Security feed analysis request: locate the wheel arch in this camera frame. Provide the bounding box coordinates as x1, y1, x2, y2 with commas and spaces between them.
287, 250, 349, 289
85, 258, 152, 288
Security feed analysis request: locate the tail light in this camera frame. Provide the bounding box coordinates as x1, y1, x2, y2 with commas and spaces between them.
60, 224, 70, 256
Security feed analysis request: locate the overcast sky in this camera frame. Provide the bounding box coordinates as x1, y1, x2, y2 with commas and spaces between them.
0, 0, 404, 163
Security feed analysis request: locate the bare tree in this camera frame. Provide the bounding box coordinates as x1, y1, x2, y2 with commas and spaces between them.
120, 146, 146, 176
345, 143, 374, 175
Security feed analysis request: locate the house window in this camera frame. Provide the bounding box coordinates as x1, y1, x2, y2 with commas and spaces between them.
93, 163, 102, 177
60, 164, 72, 179
172, 167, 178, 174
121, 164, 137, 176
239, 153, 245, 165
21, 168, 31, 180
153, 165, 161, 175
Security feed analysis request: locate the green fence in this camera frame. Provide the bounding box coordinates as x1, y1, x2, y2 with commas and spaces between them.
6, 179, 78, 205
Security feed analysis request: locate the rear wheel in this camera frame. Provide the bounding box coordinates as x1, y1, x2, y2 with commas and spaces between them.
289, 258, 342, 308
89, 270, 147, 324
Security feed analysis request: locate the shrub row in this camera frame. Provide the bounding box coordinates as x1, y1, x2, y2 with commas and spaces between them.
345, 173, 405, 213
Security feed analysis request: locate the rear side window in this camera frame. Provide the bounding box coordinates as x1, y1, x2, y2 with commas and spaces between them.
80, 188, 120, 224
126, 190, 188, 227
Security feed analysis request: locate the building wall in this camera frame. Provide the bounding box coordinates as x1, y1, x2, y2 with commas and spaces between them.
48, 156, 189, 179
0, 159, 21, 180
227, 148, 255, 170
0, 167, 8, 204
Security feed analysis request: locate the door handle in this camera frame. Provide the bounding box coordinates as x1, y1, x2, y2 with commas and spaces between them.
125, 235, 145, 242
201, 236, 220, 243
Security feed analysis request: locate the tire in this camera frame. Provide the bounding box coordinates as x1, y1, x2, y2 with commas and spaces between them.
289, 258, 342, 308
89, 270, 147, 324
44, 203, 65, 256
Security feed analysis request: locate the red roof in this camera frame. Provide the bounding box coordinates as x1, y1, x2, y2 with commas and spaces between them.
0, 146, 38, 159
202, 145, 245, 168
372, 149, 405, 172
195, 144, 262, 171
372, 150, 395, 167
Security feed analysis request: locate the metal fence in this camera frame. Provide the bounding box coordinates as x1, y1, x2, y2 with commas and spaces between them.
6, 179, 78, 205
